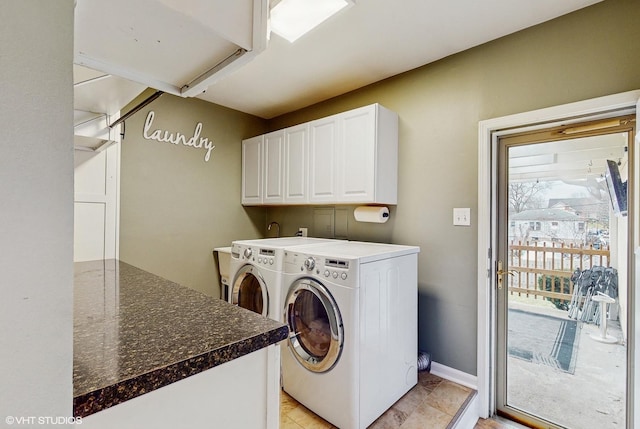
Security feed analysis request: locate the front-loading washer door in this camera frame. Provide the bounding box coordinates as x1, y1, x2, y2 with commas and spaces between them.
231, 265, 269, 317
284, 278, 343, 373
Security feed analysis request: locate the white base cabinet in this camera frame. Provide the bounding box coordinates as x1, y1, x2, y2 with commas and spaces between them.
241, 103, 398, 206
81, 346, 281, 429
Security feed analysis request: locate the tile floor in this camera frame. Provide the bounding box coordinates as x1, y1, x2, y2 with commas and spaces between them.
280, 371, 492, 429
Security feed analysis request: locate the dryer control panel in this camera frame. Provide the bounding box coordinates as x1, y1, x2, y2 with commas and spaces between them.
231, 243, 277, 267
257, 248, 276, 266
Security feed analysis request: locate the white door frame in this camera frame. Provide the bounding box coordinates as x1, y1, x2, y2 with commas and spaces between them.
476, 89, 640, 419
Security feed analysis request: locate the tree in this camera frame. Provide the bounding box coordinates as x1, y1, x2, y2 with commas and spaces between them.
508, 182, 550, 214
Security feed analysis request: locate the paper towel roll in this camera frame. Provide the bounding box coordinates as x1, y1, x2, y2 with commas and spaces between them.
354, 206, 389, 223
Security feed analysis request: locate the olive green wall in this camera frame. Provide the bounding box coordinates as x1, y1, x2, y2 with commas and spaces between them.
118, 0, 640, 375
120, 92, 267, 298
266, 0, 640, 375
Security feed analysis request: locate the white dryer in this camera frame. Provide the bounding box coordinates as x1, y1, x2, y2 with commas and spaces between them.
281, 241, 420, 429
228, 237, 338, 321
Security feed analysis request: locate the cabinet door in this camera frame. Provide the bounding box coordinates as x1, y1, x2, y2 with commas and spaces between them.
241, 135, 263, 205
263, 130, 285, 204
337, 105, 376, 202
284, 124, 308, 203
308, 116, 339, 203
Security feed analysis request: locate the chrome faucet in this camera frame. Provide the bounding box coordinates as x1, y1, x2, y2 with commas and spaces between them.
267, 221, 280, 238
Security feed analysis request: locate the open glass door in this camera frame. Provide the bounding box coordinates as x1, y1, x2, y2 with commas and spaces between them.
496, 116, 635, 428
633, 97, 640, 428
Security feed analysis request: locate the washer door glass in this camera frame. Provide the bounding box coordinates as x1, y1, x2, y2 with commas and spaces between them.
285, 279, 343, 373
231, 265, 268, 317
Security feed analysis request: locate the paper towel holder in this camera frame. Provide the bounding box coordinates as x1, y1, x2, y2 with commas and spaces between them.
353, 206, 390, 223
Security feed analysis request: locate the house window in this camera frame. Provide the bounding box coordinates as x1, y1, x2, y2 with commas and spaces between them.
510, 221, 515, 227
551, 221, 558, 229
577, 222, 585, 232
529, 221, 541, 231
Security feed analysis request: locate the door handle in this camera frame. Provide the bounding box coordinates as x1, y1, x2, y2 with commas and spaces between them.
496, 260, 517, 290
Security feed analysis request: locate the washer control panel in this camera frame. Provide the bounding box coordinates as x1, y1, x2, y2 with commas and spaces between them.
284, 251, 355, 285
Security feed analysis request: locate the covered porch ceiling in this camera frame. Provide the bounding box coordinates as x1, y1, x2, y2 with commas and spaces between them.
509, 132, 629, 184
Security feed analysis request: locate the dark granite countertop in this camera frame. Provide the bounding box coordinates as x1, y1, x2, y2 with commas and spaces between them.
73, 259, 288, 418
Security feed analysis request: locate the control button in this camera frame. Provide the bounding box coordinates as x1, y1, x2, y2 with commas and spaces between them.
332, 271, 338, 279
269, 259, 274, 265
324, 270, 330, 277
341, 272, 348, 280
257, 257, 262, 263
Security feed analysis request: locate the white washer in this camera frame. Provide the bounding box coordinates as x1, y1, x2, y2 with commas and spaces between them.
228, 237, 338, 321
281, 241, 420, 429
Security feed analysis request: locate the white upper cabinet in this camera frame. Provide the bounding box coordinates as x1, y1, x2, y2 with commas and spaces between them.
337, 104, 398, 204
337, 105, 376, 202
284, 124, 309, 203
241, 135, 263, 205
309, 115, 339, 203
263, 130, 285, 204
241, 103, 398, 206
75, 0, 269, 98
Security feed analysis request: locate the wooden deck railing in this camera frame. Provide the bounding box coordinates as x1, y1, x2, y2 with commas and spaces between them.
508, 241, 610, 306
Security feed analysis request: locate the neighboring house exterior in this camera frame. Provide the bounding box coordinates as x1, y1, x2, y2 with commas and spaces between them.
547, 197, 609, 225
509, 207, 585, 245
547, 198, 610, 245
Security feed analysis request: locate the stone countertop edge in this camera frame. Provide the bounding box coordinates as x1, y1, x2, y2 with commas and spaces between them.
73, 326, 288, 418
72, 259, 288, 419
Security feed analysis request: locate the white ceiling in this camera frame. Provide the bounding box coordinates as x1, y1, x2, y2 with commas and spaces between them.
74, 0, 602, 120
197, 0, 602, 118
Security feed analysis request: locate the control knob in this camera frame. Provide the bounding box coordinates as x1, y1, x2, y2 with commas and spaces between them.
243, 248, 252, 259
303, 257, 315, 271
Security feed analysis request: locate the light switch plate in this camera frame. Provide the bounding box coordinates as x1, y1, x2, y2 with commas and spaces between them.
453, 208, 471, 226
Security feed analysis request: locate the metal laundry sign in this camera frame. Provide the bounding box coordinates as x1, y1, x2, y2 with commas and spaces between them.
142, 110, 215, 162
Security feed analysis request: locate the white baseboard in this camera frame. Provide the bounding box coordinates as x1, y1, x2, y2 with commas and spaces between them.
430, 361, 478, 390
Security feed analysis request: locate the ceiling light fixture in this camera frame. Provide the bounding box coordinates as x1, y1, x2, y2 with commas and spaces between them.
270, 0, 353, 43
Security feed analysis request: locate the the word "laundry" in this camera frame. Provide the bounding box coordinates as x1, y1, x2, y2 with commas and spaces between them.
143, 110, 215, 162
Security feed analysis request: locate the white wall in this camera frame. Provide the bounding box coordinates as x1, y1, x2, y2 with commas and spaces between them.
74, 140, 120, 262
0, 0, 74, 421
